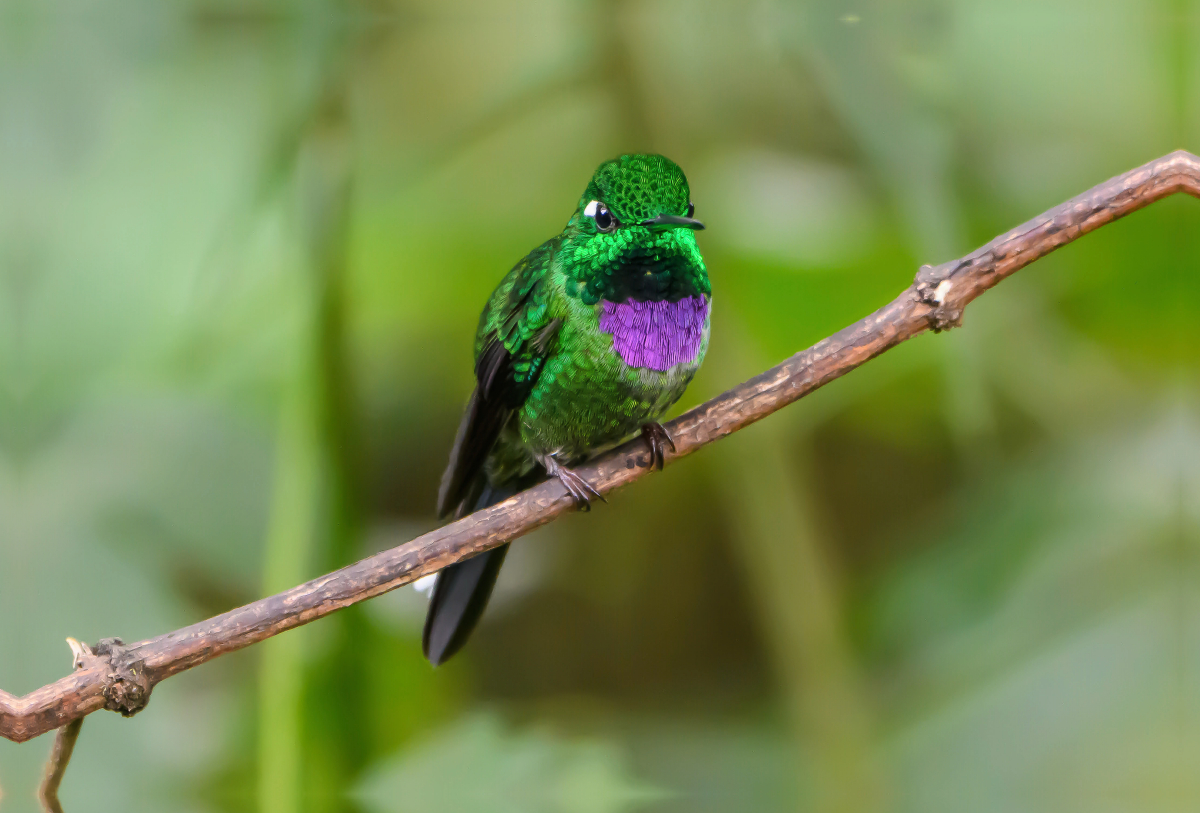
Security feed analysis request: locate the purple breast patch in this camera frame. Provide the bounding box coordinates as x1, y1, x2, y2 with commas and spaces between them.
599, 296, 709, 371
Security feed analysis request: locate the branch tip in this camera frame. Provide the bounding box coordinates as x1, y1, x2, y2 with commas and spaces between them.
65, 638, 91, 669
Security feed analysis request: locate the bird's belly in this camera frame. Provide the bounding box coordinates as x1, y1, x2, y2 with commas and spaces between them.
517, 301, 710, 460
520, 361, 698, 459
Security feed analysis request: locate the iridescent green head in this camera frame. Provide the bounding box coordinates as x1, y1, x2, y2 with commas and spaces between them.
562, 154, 709, 306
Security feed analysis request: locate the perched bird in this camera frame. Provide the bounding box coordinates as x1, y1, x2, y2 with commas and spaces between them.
424, 154, 711, 665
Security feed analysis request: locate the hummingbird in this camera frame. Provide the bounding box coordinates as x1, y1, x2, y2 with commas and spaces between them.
423, 153, 710, 665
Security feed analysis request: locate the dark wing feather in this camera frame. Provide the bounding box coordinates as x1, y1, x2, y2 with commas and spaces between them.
426, 242, 561, 666
436, 339, 516, 518
435, 242, 560, 519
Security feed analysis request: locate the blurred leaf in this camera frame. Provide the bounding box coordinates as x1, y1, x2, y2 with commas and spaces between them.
866, 408, 1200, 809
354, 713, 663, 813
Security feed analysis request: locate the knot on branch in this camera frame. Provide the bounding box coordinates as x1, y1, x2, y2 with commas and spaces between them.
96, 638, 152, 717
914, 263, 964, 332
70, 637, 153, 718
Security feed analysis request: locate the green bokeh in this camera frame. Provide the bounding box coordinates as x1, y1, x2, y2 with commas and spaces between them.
1, 2, 1197, 812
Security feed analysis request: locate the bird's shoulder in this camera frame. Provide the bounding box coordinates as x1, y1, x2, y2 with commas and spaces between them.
474, 236, 564, 361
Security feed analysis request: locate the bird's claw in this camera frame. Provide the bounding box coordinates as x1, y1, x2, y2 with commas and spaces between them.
541, 455, 606, 510
640, 422, 676, 471
557, 467, 605, 510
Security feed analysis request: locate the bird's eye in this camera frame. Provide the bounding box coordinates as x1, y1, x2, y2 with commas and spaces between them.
584, 200, 617, 233
687, 201, 695, 218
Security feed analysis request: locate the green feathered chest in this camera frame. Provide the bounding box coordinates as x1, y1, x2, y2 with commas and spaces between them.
514, 287, 711, 459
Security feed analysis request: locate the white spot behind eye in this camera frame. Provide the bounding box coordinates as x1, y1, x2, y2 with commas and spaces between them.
583, 200, 599, 217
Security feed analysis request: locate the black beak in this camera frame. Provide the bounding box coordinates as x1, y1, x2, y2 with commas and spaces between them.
639, 214, 705, 232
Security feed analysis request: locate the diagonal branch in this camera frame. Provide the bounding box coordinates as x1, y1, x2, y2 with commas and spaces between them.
1, 149, 1196, 746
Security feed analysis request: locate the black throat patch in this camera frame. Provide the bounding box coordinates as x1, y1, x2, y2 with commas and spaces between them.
576, 253, 706, 306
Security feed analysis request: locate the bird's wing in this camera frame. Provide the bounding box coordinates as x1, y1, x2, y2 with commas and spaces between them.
436, 240, 562, 518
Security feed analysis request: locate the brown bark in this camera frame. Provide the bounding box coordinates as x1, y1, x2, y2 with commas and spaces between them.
37, 717, 82, 813
1, 149, 1196, 747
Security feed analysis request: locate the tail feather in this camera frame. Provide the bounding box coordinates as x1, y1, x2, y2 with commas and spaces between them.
422, 476, 536, 666
422, 543, 510, 666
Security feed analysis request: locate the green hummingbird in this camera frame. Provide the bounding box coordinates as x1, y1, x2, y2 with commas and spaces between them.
424, 153, 710, 665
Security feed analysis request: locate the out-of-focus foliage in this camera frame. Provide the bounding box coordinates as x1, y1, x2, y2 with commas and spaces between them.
0, 1, 1196, 812
354, 713, 662, 813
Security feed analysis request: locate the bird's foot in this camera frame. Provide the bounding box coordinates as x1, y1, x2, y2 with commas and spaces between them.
539, 454, 605, 511
640, 422, 676, 471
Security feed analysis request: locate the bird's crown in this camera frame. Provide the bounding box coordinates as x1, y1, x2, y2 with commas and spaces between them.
578, 154, 691, 224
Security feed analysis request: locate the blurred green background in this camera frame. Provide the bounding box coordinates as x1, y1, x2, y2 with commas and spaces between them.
1, 1, 1198, 811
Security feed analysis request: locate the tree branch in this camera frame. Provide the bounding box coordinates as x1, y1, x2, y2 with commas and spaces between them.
1, 149, 1196, 747
36, 639, 97, 812
38, 717, 82, 813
